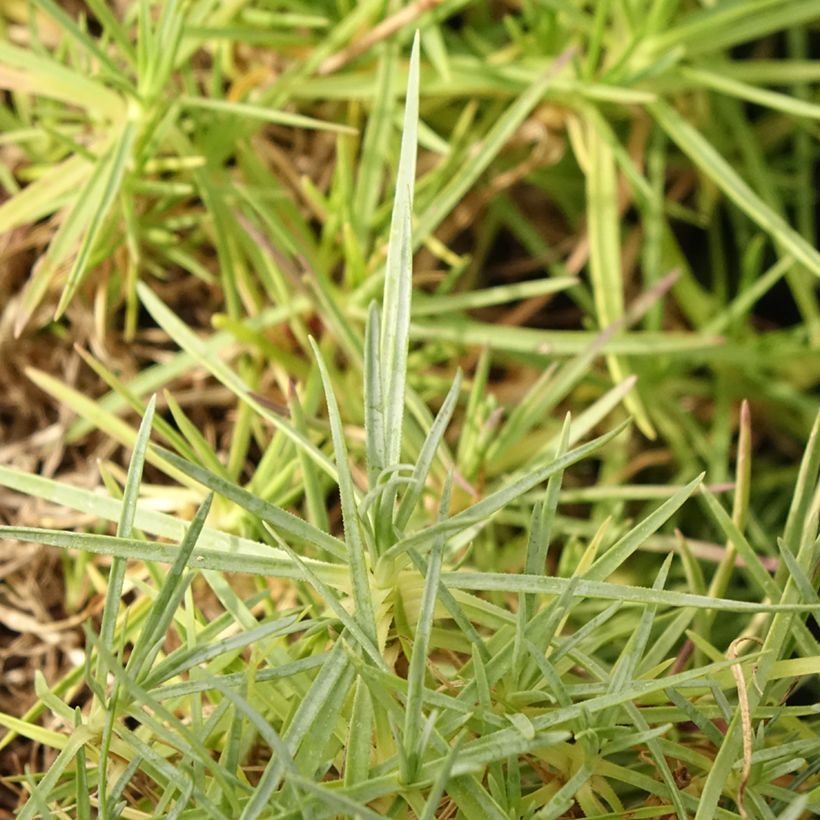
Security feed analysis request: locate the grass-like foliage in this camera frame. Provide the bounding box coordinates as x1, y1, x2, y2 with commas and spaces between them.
1, 25, 819, 818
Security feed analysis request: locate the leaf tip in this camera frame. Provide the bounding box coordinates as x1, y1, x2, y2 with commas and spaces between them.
740, 399, 750, 428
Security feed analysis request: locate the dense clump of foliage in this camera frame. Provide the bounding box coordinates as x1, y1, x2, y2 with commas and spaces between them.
0, 2, 818, 817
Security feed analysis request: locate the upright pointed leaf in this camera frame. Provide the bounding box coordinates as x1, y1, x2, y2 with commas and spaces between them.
380, 32, 420, 467
364, 302, 386, 486
309, 337, 377, 643
404, 473, 453, 778
96, 395, 157, 680
396, 369, 462, 531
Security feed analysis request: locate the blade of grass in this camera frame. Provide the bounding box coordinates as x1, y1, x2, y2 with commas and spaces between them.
584, 115, 654, 437
30, 0, 123, 76
679, 65, 820, 121
354, 40, 398, 247
410, 321, 722, 357
645, 0, 820, 57
364, 302, 386, 485
144, 613, 305, 690
17, 120, 135, 332
0, 41, 124, 116
309, 337, 377, 642
91, 635, 241, 815
239, 643, 351, 819
152, 445, 347, 560
287, 381, 330, 533
17, 725, 94, 820
0, 464, 347, 588
380, 31, 419, 468
419, 732, 466, 820
96, 395, 156, 682
0, 153, 91, 234
126, 493, 213, 681
137, 282, 337, 481
264, 525, 384, 671
413, 46, 576, 245
442, 571, 814, 613
6, 527, 815, 613
385, 420, 630, 560
404, 474, 452, 779
344, 677, 375, 787
648, 98, 820, 279
523, 416, 570, 624
395, 370, 461, 531
178, 95, 356, 133
584, 474, 703, 581
413, 277, 579, 316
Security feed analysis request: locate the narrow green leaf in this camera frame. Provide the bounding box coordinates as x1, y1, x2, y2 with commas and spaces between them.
649, 98, 820, 278
145, 612, 304, 689
163, 390, 230, 479
83, 0, 136, 62
97, 395, 156, 680
525, 417, 571, 625
585, 474, 703, 581
344, 678, 374, 787
413, 48, 575, 245
354, 41, 398, 245
534, 764, 592, 820
288, 382, 330, 533
396, 370, 461, 531
309, 337, 377, 642
0, 525, 329, 587
602, 557, 672, 727
680, 65, 820, 121
0, 41, 124, 116
419, 732, 466, 820
67, 298, 311, 441
781, 412, 820, 578
0, 710, 67, 748
404, 474, 452, 778
443, 571, 814, 613
72, 708, 91, 820
152, 654, 328, 701
288, 776, 384, 820
30, 0, 123, 75
413, 277, 579, 316
126, 493, 213, 680
16, 122, 133, 332
137, 282, 336, 482
6, 525, 816, 613
17, 726, 94, 820
410, 321, 720, 357
0, 464, 347, 589
364, 302, 386, 485
776, 537, 820, 608
56, 117, 134, 317
151, 445, 347, 560
264, 524, 384, 671
386, 420, 629, 560
178, 95, 356, 133
585, 117, 654, 437
240, 643, 351, 819
90, 633, 242, 810
645, 0, 820, 57
380, 31, 420, 467
0, 154, 91, 234
117, 727, 225, 818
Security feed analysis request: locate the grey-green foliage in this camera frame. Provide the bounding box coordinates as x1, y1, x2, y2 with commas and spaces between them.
1, 20, 819, 820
